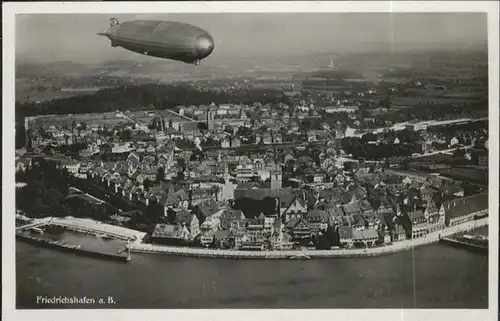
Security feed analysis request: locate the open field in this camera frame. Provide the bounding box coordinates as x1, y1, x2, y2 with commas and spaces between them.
28, 109, 189, 129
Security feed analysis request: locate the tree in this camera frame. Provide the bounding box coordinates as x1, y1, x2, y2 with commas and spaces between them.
174, 171, 185, 183
156, 167, 165, 182
166, 208, 177, 223
224, 125, 234, 135
313, 232, 331, 250
453, 148, 466, 158
120, 129, 133, 141
325, 225, 340, 247
143, 179, 154, 190
15, 123, 26, 149
177, 158, 186, 172
380, 95, 392, 110
261, 197, 278, 216
361, 132, 378, 142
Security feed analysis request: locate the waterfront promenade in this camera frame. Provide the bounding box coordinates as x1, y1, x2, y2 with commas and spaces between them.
128, 218, 489, 259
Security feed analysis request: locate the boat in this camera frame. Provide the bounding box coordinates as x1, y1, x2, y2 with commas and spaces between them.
289, 253, 311, 260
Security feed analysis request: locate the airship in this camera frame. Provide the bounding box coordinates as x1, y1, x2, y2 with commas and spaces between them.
98, 18, 215, 65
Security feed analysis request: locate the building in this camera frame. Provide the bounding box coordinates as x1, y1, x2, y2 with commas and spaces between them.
392, 224, 407, 242
207, 109, 215, 131
402, 210, 428, 239
305, 210, 330, 232
441, 193, 488, 227
270, 168, 282, 190
282, 197, 308, 222
378, 231, 392, 244
471, 149, 488, 166
16, 157, 32, 172
244, 218, 265, 242
338, 226, 354, 248
352, 229, 379, 247
231, 137, 241, 148
62, 159, 81, 175
261, 215, 276, 235
321, 105, 359, 114
405, 122, 428, 131
285, 217, 311, 244
151, 223, 191, 245
214, 230, 231, 248
221, 138, 231, 148
176, 211, 200, 239
200, 231, 216, 247
271, 229, 294, 250
220, 209, 245, 231
200, 209, 224, 232
235, 164, 255, 183
424, 200, 444, 232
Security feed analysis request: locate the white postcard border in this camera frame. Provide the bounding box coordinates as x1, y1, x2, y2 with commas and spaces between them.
3, 2, 499, 321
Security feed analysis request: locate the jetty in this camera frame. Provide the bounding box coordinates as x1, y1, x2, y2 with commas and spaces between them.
16, 216, 146, 242
439, 236, 488, 253
15, 216, 143, 262
16, 233, 131, 262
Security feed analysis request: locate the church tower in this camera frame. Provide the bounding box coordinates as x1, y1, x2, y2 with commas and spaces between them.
207, 102, 216, 131
271, 167, 282, 190
224, 161, 229, 183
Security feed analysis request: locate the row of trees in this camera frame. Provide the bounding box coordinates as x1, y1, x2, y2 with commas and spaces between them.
374, 101, 488, 125
342, 136, 422, 160
16, 159, 71, 217
15, 159, 118, 220
16, 84, 287, 120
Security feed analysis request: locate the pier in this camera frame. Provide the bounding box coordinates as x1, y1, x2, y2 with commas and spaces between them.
15, 216, 145, 263
16, 217, 145, 242
439, 236, 488, 253
15, 233, 131, 262
15, 217, 52, 232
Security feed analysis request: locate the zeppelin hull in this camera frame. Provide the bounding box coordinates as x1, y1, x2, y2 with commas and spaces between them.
102, 20, 214, 64
113, 38, 199, 63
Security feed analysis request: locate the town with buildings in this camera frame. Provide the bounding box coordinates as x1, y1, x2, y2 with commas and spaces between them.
15, 60, 489, 254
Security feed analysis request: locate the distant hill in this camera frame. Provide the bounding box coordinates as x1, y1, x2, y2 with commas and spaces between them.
16, 61, 88, 78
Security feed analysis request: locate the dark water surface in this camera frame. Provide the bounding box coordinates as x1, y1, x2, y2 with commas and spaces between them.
16, 238, 488, 309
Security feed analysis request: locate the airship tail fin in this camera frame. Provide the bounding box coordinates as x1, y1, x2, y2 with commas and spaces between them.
110, 18, 120, 27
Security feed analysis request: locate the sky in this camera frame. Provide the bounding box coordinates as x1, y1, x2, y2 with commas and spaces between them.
16, 13, 488, 64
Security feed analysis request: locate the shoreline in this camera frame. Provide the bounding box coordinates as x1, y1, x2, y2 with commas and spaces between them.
128, 218, 489, 260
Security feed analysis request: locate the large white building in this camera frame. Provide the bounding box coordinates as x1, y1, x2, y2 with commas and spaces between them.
235, 164, 255, 182
405, 122, 429, 131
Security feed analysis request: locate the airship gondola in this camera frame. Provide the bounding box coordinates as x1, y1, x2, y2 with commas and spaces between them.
98, 18, 215, 65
